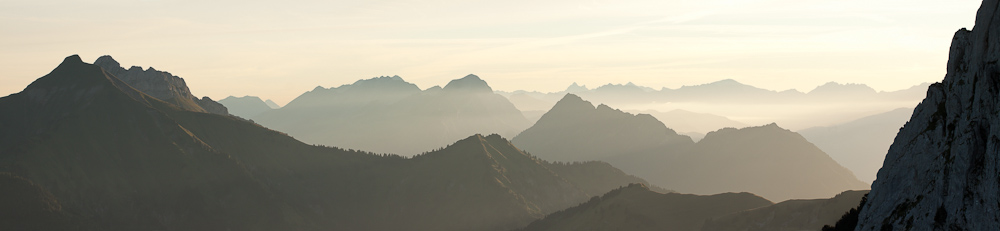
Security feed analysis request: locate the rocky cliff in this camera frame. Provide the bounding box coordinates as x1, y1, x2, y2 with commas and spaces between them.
857, 1, 1000, 230
94, 55, 228, 115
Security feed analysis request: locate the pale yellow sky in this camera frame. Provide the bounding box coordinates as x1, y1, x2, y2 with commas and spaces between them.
0, 0, 983, 105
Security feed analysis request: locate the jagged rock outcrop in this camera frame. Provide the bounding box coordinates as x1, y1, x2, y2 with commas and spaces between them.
857, 1, 1000, 230
93, 55, 228, 115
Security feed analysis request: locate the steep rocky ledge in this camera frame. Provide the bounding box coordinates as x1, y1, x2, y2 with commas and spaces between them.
94, 56, 228, 115
857, 1, 1000, 230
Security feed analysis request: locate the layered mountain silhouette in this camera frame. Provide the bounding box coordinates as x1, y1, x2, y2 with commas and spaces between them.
512, 94, 693, 162
219, 95, 274, 118
93, 55, 228, 115
857, 1, 1000, 229
516, 183, 774, 231
0, 55, 650, 230
702, 190, 869, 231
253, 74, 531, 155
514, 94, 867, 201
798, 107, 913, 183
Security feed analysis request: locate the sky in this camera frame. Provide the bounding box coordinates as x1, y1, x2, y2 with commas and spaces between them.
0, 0, 984, 105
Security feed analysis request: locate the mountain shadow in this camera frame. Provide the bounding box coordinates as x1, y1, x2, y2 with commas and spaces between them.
253, 74, 531, 155
0, 55, 650, 231
516, 183, 773, 231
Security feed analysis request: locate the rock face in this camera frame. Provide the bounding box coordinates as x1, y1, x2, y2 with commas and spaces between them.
856, 1, 1000, 230
93, 55, 228, 115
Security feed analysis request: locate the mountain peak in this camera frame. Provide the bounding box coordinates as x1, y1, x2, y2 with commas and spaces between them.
550, 93, 596, 112
566, 82, 589, 93
93, 55, 119, 69
63, 54, 84, 65
443, 74, 493, 93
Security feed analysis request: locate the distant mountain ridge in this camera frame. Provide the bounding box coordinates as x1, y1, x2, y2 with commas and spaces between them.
254, 74, 531, 155
497, 79, 929, 107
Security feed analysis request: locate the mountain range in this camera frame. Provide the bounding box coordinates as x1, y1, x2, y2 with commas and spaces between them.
0, 55, 649, 230
498, 79, 928, 131
498, 79, 929, 108
513, 94, 868, 202
252, 74, 531, 155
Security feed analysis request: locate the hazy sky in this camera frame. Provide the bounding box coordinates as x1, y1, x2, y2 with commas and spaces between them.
0, 0, 982, 105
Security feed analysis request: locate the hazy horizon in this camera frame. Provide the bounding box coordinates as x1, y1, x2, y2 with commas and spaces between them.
0, 0, 982, 105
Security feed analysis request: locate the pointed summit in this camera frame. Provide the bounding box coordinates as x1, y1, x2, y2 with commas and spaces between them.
548, 93, 595, 113
565, 82, 589, 93
264, 99, 281, 109
93, 55, 119, 68
443, 74, 493, 93
513, 93, 692, 162
23, 55, 144, 103
63, 54, 83, 64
